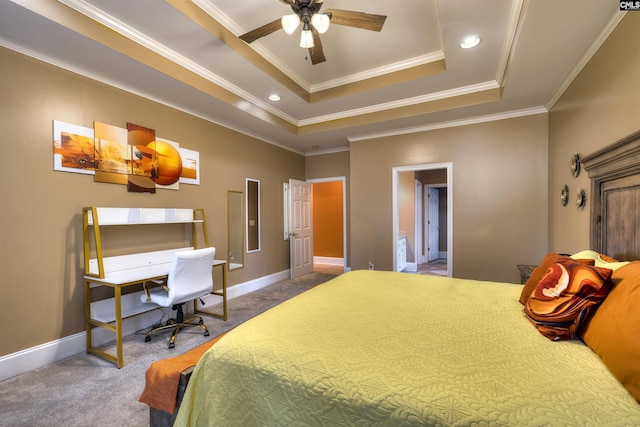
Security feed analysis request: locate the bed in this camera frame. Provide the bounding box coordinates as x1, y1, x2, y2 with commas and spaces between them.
173, 265, 640, 426
171, 132, 640, 426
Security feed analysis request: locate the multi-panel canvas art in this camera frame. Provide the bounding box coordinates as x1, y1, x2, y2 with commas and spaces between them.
53, 120, 200, 192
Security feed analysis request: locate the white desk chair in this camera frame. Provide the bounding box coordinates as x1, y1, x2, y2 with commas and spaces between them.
140, 247, 216, 349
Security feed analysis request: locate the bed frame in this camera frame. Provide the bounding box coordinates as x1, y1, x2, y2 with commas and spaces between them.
148, 366, 194, 427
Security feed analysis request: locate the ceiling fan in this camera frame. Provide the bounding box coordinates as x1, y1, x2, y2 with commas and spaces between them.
239, 0, 387, 65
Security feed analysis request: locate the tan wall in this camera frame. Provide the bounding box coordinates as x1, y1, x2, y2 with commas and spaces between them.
306, 151, 350, 265
0, 48, 305, 357
350, 114, 549, 282
305, 151, 350, 180
548, 13, 640, 253
312, 181, 344, 257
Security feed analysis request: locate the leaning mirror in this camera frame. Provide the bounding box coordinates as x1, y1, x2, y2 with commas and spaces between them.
246, 178, 261, 253
227, 191, 244, 271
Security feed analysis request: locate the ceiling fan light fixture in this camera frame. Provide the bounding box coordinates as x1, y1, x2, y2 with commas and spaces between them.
281, 14, 301, 34
300, 29, 314, 48
311, 14, 330, 34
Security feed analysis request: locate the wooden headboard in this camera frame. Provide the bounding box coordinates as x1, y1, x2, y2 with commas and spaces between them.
582, 130, 640, 261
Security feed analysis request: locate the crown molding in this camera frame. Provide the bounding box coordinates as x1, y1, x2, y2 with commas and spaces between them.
301, 81, 500, 126
348, 106, 548, 142
304, 145, 351, 157
546, 11, 627, 110
310, 52, 446, 93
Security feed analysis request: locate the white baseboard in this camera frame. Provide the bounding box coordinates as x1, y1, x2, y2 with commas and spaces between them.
0, 269, 289, 382
313, 256, 344, 266
405, 262, 418, 272
227, 269, 290, 300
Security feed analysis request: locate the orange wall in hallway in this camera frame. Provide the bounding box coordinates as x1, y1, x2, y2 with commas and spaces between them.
313, 181, 343, 257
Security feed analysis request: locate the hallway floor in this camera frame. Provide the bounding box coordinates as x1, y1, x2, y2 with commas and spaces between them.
416, 258, 448, 276
313, 260, 448, 277
314, 264, 345, 275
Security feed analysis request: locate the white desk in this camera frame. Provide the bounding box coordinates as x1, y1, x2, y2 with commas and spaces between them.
84, 259, 227, 368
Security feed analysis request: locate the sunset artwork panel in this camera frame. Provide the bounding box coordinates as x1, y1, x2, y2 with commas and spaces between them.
53, 120, 96, 174
179, 147, 200, 185
127, 122, 156, 194
153, 138, 181, 190
94, 121, 129, 185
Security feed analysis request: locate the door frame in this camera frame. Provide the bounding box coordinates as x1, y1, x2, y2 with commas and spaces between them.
308, 176, 348, 272
392, 163, 453, 276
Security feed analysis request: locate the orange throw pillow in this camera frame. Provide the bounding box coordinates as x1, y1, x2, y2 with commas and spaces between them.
524, 259, 612, 341
519, 254, 595, 304
579, 261, 640, 402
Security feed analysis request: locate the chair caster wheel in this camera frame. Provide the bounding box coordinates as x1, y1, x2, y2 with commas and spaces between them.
199, 319, 204, 325
168, 342, 175, 349
145, 336, 151, 342
204, 331, 210, 337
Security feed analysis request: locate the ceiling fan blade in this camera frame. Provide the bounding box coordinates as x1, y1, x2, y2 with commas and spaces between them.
325, 9, 387, 32
239, 19, 282, 44
309, 27, 326, 65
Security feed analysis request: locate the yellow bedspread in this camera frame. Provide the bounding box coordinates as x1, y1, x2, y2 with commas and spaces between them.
175, 270, 640, 426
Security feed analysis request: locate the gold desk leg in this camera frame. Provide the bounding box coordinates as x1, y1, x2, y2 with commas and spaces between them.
114, 286, 124, 368
85, 281, 122, 368
196, 262, 227, 321
221, 266, 227, 320
85, 279, 93, 353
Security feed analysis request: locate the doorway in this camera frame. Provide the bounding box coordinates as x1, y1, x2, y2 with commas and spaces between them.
308, 177, 347, 274
392, 163, 452, 277
286, 177, 346, 277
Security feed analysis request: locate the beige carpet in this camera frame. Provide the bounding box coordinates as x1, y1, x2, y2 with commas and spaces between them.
0, 272, 336, 427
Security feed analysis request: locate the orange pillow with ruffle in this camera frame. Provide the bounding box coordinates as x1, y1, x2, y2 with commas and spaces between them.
579, 261, 640, 402
524, 259, 612, 341
519, 253, 595, 304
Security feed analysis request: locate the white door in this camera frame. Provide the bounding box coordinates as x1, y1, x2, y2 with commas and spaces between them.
427, 187, 440, 262
289, 179, 313, 278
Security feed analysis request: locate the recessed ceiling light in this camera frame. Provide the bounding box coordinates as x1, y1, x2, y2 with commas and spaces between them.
237, 100, 251, 111
460, 35, 480, 49
268, 94, 281, 102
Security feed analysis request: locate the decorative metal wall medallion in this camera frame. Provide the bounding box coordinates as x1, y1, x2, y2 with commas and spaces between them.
561, 184, 569, 206
571, 153, 581, 178
576, 188, 587, 210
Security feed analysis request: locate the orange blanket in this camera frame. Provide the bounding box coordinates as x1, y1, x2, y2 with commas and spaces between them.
138, 333, 226, 414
